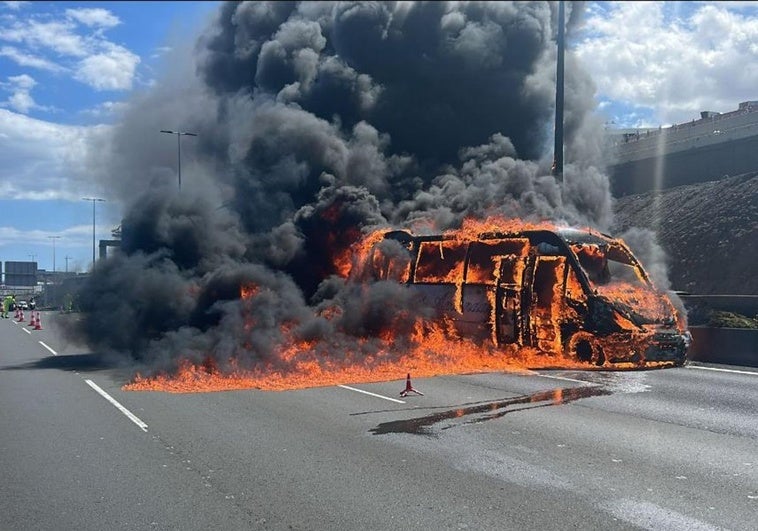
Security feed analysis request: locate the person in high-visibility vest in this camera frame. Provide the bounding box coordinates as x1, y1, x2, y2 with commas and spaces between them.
2, 294, 14, 318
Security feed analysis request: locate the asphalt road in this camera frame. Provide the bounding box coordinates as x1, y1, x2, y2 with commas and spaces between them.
1, 313, 756, 530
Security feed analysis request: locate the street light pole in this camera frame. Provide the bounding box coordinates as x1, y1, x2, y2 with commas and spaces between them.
47, 236, 61, 272
160, 130, 198, 190
552, 0, 565, 184
82, 197, 105, 268
64, 255, 72, 273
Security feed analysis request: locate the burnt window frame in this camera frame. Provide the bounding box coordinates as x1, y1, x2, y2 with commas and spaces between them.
413, 238, 468, 284
464, 238, 530, 286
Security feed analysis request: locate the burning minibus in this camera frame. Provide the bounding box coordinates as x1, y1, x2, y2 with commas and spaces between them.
365, 223, 689, 367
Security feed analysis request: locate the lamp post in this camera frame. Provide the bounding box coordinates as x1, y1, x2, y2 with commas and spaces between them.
160, 129, 198, 190
552, 0, 565, 184
82, 197, 105, 268
47, 236, 61, 272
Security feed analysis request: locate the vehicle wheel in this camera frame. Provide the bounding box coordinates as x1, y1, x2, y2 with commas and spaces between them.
566, 332, 605, 367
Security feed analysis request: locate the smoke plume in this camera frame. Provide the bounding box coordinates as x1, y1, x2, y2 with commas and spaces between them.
71, 1, 665, 375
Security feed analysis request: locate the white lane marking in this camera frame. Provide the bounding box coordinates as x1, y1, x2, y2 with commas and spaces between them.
85, 379, 148, 432
604, 498, 721, 531
338, 384, 406, 404
536, 373, 594, 385
39, 341, 58, 356
686, 365, 758, 377
22, 327, 31, 335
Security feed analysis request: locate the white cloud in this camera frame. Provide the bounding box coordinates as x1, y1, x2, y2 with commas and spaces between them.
0, 73, 53, 114
0, 220, 119, 275
0, 8, 141, 92
151, 45, 172, 59
575, 2, 758, 125
7, 73, 33, 89
5, 88, 34, 112
75, 43, 140, 91
0, 108, 110, 200
1, 19, 88, 57
80, 100, 129, 118
0, 45, 65, 72
697, 1, 758, 10
65, 8, 120, 29
2, 1, 30, 10
0, 225, 88, 245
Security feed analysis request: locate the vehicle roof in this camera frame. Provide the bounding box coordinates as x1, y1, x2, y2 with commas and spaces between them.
555, 228, 614, 246
385, 227, 615, 246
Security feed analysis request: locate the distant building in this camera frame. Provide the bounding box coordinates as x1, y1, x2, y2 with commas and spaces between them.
99, 224, 122, 260
606, 101, 758, 196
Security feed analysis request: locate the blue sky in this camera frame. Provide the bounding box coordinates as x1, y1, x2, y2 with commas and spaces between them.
575, 1, 758, 128
0, 1, 219, 273
0, 1, 757, 273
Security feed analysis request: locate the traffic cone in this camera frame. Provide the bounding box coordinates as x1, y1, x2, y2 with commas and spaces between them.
400, 373, 423, 397
34, 312, 42, 330
28, 313, 36, 327
14, 307, 20, 320
17, 310, 24, 322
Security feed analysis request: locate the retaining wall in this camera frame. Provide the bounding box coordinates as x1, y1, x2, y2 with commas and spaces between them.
687, 326, 758, 368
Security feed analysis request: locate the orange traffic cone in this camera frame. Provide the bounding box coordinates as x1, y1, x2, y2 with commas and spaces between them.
34, 312, 42, 330
400, 373, 424, 397
28, 313, 36, 327
17, 310, 24, 322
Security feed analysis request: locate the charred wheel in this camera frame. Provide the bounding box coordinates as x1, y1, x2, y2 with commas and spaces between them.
565, 331, 605, 367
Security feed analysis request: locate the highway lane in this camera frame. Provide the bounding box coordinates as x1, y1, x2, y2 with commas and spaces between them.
1, 313, 756, 530
0, 313, 256, 530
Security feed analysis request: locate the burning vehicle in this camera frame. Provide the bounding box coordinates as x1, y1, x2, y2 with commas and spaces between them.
69, 2, 693, 393
362, 220, 689, 368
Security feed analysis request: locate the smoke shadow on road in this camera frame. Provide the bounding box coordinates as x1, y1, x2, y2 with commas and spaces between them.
0, 352, 136, 381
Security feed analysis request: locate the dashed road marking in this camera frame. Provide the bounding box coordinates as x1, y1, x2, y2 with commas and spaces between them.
85, 379, 148, 432
536, 373, 594, 385
39, 341, 57, 356
35, 339, 149, 433
338, 385, 406, 404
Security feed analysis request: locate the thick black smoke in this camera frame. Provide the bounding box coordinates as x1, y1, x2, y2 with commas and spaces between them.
72, 1, 644, 374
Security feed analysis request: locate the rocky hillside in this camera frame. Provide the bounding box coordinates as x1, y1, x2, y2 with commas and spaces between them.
612, 172, 758, 295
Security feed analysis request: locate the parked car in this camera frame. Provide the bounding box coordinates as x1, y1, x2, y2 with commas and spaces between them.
17, 300, 28, 310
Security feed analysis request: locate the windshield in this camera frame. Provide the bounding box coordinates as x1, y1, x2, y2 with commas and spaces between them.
573, 242, 648, 288
572, 242, 671, 323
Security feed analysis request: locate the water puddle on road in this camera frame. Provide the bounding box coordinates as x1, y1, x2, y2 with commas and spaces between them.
370, 385, 611, 436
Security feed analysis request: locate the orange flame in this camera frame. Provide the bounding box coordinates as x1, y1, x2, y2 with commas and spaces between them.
124, 216, 685, 393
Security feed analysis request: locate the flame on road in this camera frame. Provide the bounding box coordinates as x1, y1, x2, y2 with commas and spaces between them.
125, 217, 685, 393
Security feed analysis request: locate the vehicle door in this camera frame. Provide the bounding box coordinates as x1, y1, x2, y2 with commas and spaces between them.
493, 254, 528, 345
526, 255, 568, 353
464, 238, 529, 345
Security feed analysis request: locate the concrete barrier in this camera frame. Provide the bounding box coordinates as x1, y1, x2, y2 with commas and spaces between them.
687, 326, 758, 368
